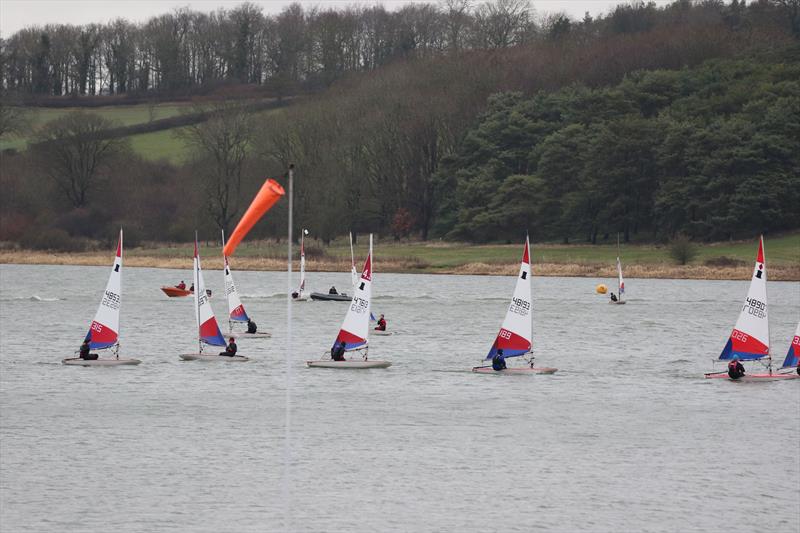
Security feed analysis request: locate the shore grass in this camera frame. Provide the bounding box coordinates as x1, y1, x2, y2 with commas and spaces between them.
2, 233, 797, 280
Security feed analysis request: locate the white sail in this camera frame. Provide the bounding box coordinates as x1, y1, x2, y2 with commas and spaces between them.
194, 235, 226, 348
298, 230, 307, 297
617, 256, 625, 300
86, 229, 123, 350
719, 236, 769, 360
349, 231, 358, 289
334, 234, 372, 350
486, 236, 532, 359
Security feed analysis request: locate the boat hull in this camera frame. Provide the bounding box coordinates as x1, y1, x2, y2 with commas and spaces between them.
161, 286, 191, 297
62, 357, 141, 366
179, 354, 250, 362
372, 330, 393, 336
306, 360, 391, 369
609, 300, 626, 305
704, 371, 798, 381
309, 292, 351, 302
472, 366, 558, 374
225, 331, 271, 339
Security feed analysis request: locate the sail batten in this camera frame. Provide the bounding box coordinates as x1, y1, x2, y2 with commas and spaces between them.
85, 229, 123, 350
486, 237, 532, 360
719, 236, 769, 361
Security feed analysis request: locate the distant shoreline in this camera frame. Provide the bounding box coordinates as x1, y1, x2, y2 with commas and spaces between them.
2, 251, 798, 281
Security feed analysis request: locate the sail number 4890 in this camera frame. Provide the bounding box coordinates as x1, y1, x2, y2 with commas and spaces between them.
743, 297, 766, 319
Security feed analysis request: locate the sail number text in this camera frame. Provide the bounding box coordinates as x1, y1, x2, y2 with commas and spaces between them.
742, 297, 766, 319
509, 297, 530, 316
350, 297, 368, 314
731, 330, 749, 343
101, 290, 120, 310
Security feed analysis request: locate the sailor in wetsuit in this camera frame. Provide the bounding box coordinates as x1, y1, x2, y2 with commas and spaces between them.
492, 349, 507, 371
329, 286, 338, 295
727, 357, 745, 380
331, 341, 347, 361
220, 338, 238, 357
247, 319, 257, 334
79, 338, 98, 360
610, 292, 618, 302
375, 314, 387, 331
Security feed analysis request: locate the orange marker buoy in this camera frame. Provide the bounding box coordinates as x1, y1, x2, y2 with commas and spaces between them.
596, 284, 608, 294
223, 179, 285, 257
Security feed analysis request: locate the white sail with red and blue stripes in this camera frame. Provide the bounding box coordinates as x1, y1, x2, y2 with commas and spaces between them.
719, 236, 769, 361
780, 322, 800, 370
84, 229, 123, 350
486, 236, 533, 360
334, 236, 372, 351
617, 256, 625, 300
223, 255, 249, 323
193, 236, 226, 348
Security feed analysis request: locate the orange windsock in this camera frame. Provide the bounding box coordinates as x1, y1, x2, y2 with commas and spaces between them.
223, 178, 285, 256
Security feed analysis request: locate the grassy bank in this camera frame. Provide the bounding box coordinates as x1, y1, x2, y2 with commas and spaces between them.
2, 233, 797, 280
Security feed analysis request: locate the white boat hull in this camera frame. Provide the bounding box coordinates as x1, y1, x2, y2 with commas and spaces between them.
225, 331, 271, 339
609, 300, 627, 305
704, 371, 798, 381
306, 360, 391, 369
472, 366, 558, 374
372, 330, 393, 336
179, 354, 250, 362
62, 357, 141, 366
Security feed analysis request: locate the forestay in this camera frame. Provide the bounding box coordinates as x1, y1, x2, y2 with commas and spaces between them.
334, 237, 372, 351
194, 236, 226, 349
85, 229, 123, 350
486, 236, 532, 360
719, 236, 769, 361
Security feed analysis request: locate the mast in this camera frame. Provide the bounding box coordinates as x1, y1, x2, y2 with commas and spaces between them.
194, 231, 201, 353
349, 231, 358, 289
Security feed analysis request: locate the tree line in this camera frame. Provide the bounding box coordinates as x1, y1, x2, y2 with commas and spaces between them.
0, 0, 798, 250
2, 0, 798, 98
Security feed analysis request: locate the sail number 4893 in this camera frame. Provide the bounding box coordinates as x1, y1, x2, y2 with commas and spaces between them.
509, 297, 530, 316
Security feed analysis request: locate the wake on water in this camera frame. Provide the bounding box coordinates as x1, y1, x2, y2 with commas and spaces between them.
0, 295, 65, 302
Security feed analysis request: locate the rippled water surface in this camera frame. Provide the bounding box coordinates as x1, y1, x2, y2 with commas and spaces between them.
1, 263, 799, 532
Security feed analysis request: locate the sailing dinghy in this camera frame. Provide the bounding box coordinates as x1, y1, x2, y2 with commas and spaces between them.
309, 232, 358, 301
180, 235, 249, 362
63, 230, 141, 366
704, 237, 795, 381
472, 237, 556, 374
292, 229, 309, 301
221, 232, 270, 338
307, 235, 391, 369
611, 236, 626, 304
778, 322, 800, 376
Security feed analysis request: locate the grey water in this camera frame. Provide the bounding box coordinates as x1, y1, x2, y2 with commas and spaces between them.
1, 263, 798, 533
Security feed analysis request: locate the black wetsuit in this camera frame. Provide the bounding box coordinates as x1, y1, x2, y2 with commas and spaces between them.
79, 342, 98, 360
727, 360, 745, 379
492, 354, 507, 371
331, 344, 346, 361
220, 342, 238, 356
247, 321, 257, 334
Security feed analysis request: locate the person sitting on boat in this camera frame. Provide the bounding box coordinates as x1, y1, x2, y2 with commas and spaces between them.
727, 357, 745, 380
176, 281, 186, 290
189, 284, 195, 292
247, 319, 257, 334
375, 314, 387, 331
610, 292, 618, 302
79, 338, 98, 360
492, 349, 507, 371
329, 286, 338, 295
220, 338, 238, 357
291, 291, 299, 299
331, 341, 346, 361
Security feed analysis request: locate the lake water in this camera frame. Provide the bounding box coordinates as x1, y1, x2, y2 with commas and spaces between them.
0, 263, 798, 532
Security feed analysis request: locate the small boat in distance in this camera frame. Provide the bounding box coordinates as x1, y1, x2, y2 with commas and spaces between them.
778, 322, 800, 376
180, 235, 249, 362
307, 235, 391, 369
472, 236, 556, 374
222, 231, 270, 339
160, 286, 212, 298
63, 230, 141, 367
610, 234, 626, 304
704, 236, 795, 381
292, 229, 309, 301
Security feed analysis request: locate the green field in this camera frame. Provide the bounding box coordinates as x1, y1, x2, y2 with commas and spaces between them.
129, 233, 800, 269
0, 103, 189, 152
128, 127, 192, 163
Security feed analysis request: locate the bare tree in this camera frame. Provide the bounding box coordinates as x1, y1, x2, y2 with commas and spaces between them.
33, 112, 129, 207
178, 102, 255, 234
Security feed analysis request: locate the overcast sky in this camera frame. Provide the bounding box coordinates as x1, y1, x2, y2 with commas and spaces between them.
0, 1, 673, 37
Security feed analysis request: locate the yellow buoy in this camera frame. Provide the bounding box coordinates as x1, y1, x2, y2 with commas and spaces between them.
596, 284, 608, 294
